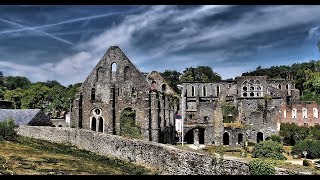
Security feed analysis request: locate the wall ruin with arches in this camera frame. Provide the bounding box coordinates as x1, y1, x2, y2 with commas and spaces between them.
71, 46, 179, 144
180, 76, 299, 146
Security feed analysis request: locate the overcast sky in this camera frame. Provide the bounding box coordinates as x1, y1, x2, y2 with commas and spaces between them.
0, 5, 320, 86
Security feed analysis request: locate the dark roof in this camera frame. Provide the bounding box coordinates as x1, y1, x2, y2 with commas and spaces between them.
0, 109, 42, 126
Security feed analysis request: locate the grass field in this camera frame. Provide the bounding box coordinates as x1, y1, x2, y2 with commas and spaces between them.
0, 136, 155, 175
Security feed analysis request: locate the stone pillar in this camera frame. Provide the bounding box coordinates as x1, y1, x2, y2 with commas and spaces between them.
159, 93, 165, 128
194, 129, 199, 146
71, 93, 81, 128
150, 92, 159, 142
165, 96, 170, 127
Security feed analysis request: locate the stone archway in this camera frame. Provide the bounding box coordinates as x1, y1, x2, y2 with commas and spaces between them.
257, 132, 263, 143
184, 127, 205, 145
223, 132, 229, 145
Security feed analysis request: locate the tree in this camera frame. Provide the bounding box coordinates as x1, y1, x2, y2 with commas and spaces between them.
180, 66, 221, 82
252, 140, 286, 160
160, 70, 181, 93
3, 76, 31, 90
21, 83, 50, 109
3, 88, 24, 109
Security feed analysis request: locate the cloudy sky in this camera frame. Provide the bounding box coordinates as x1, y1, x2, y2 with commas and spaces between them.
0, 5, 320, 86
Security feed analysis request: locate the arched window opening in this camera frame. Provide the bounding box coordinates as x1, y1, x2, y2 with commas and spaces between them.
278, 84, 282, 89
91, 88, 96, 101
250, 86, 254, 91
111, 62, 117, 81
313, 108, 318, 118
243, 92, 247, 97
91, 117, 96, 131
238, 133, 243, 144
250, 92, 254, 97
223, 132, 229, 145
286, 84, 289, 89
292, 109, 297, 118
202, 86, 207, 96
162, 84, 167, 92
124, 66, 130, 81
191, 86, 195, 96
243, 86, 247, 91
217, 86, 220, 96
302, 108, 308, 118
98, 117, 103, 132
257, 132, 263, 143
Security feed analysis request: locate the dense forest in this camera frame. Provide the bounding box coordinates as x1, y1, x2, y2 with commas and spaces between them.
242, 60, 320, 104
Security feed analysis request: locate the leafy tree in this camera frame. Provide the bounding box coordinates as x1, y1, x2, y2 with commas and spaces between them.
252, 140, 286, 160
3, 76, 31, 90
292, 139, 320, 159
266, 134, 282, 144
180, 66, 221, 82
21, 83, 50, 109
0, 117, 17, 142
3, 88, 24, 109
280, 123, 309, 146
160, 70, 181, 93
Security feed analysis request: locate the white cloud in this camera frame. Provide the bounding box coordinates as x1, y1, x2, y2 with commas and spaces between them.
308, 26, 320, 39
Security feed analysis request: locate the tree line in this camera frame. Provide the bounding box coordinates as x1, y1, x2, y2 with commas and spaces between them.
0, 76, 81, 115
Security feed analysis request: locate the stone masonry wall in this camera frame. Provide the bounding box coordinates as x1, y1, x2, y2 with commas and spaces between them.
17, 126, 312, 175
17, 126, 249, 175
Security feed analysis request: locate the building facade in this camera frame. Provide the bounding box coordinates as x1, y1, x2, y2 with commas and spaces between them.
71, 46, 179, 144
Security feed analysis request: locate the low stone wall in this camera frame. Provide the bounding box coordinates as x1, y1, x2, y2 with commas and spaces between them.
16, 126, 311, 175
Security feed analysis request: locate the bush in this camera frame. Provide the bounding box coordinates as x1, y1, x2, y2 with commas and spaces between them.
292, 139, 320, 159
266, 134, 282, 144
303, 159, 312, 166
0, 117, 17, 142
249, 159, 276, 175
252, 140, 286, 160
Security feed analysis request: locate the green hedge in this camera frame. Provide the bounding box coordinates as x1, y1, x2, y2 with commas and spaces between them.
252, 140, 286, 160
249, 159, 276, 175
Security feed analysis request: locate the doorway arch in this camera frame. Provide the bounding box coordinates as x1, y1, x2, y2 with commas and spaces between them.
223, 132, 229, 145
257, 132, 263, 143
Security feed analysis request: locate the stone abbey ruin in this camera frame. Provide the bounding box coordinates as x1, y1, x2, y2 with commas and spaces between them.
71, 46, 306, 146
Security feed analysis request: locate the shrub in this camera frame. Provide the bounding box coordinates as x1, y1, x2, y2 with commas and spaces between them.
0, 117, 17, 142
292, 139, 320, 159
266, 134, 282, 144
249, 159, 275, 175
303, 159, 312, 166
252, 140, 286, 160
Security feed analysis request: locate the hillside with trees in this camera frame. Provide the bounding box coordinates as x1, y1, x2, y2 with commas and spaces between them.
0, 76, 81, 115
242, 60, 320, 104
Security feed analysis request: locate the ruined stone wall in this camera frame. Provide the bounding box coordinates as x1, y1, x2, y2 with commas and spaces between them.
239, 98, 281, 143
17, 126, 250, 175
17, 126, 311, 175
224, 127, 244, 146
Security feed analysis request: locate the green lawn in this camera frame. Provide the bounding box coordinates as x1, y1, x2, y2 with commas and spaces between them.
0, 136, 156, 175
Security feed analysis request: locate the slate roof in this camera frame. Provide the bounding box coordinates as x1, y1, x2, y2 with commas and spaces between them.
0, 109, 42, 126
